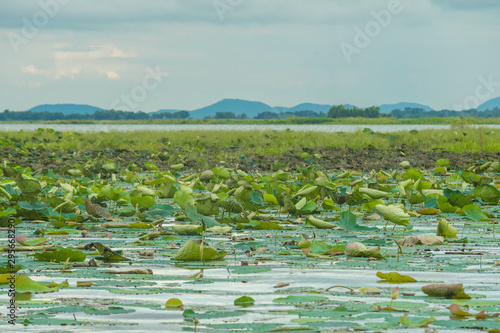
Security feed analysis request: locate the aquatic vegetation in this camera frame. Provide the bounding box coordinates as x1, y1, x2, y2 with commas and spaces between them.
0, 130, 499, 331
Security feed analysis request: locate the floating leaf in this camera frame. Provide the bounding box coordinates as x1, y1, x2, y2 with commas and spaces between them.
234, 296, 255, 307
376, 272, 417, 283
273, 295, 328, 304
15, 275, 61, 294
34, 248, 86, 262
399, 315, 436, 328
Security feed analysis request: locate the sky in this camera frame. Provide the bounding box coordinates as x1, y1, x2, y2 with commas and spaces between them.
1, 0, 499, 112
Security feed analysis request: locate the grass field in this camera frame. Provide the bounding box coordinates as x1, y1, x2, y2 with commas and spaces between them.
2, 126, 500, 154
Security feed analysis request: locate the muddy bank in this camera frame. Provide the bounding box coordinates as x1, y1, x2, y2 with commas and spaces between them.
3, 146, 499, 173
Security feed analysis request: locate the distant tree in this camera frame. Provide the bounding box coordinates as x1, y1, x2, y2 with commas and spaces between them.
254, 111, 279, 119
173, 111, 190, 119
214, 111, 237, 119
328, 105, 379, 118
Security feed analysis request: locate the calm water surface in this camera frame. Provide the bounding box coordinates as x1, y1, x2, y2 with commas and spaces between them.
1, 123, 500, 133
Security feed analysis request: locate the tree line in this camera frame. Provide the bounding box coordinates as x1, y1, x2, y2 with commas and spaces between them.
390, 107, 500, 118
1, 106, 500, 121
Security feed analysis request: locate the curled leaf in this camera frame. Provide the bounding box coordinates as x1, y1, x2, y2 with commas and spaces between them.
307, 216, 336, 229
449, 304, 473, 316
422, 283, 471, 299
346, 242, 383, 258
397, 235, 444, 246
375, 204, 410, 228
437, 218, 458, 239
173, 240, 226, 261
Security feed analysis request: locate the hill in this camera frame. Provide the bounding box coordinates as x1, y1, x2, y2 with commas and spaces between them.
189, 99, 273, 119
379, 102, 434, 114
30, 104, 102, 115
477, 96, 500, 111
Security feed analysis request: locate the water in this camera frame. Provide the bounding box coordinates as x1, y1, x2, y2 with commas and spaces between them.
1, 123, 499, 133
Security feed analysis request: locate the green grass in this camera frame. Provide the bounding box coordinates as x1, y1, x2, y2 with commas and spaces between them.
2, 126, 500, 155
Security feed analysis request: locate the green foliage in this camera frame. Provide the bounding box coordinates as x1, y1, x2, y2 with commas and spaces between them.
34, 248, 86, 262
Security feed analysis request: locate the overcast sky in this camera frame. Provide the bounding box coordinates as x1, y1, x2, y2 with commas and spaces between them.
1, 0, 499, 112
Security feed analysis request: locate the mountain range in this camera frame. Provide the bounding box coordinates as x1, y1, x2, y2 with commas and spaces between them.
25, 97, 500, 118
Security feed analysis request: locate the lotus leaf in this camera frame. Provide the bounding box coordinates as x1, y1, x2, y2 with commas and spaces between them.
173, 240, 227, 261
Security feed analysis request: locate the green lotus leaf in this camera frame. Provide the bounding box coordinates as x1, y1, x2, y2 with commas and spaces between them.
172, 224, 202, 235
359, 188, 392, 199
473, 185, 500, 203
234, 296, 255, 307
173, 240, 227, 261
173, 187, 194, 210
436, 218, 458, 239
35, 248, 86, 262
15, 178, 41, 195
375, 204, 410, 228
422, 283, 471, 299
307, 216, 336, 229
376, 272, 417, 283
130, 195, 155, 209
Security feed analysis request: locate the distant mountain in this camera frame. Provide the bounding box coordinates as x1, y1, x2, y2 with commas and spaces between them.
477, 96, 500, 111
186, 100, 361, 118
30, 104, 102, 115
27, 100, 439, 118
284, 103, 358, 113
286, 103, 332, 113
379, 102, 434, 114
189, 99, 274, 119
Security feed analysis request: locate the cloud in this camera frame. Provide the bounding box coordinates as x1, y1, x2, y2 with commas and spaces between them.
1, 0, 499, 112
20, 44, 135, 80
